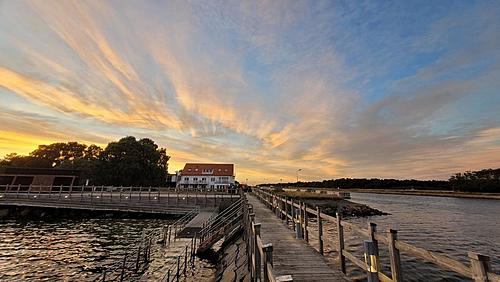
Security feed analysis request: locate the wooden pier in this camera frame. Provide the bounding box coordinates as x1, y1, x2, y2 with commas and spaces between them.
0, 185, 239, 215
246, 193, 350, 281
252, 187, 500, 282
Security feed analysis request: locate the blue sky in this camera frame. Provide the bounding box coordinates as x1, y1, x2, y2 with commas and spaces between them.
1, 0, 499, 183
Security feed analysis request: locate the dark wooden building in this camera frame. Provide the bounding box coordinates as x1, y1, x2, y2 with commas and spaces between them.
0, 167, 81, 187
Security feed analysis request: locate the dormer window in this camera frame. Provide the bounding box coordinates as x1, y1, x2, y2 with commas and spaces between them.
202, 169, 214, 174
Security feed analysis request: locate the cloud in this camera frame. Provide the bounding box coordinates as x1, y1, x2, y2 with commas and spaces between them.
1, 1, 499, 183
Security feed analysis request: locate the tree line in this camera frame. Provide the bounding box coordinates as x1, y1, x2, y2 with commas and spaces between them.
262, 168, 500, 193
0, 136, 170, 186
449, 168, 500, 193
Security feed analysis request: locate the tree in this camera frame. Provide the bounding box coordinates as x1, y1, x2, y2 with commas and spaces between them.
97, 136, 170, 186
30, 142, 87, 167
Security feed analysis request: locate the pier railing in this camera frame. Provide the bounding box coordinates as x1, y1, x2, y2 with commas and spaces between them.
253, 187, 500, 282
197, 197, 244, 252
0, 185, 240, 214
243, 195, 293, 282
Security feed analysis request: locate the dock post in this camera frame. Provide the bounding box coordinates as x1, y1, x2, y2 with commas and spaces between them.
284, 197, 289, 225
120, 254, 127, 282
298, 202, 304, 240
184, 245, 188, 275
176, 256, 180, 282
291, 199, 295, 230
336, 213, 346, 274
388, 229, 402, 282
254, 223, 262, 281
102, 269, 106, 282
317, 206, 324, 255
296, 206, 303, 239
368, 222, 380, 270
135, 245, 141, 272
304, 203, 309, 242
364, 241, 379, 282
469, 252, 491, 282
167, 269, 170, 282
263, 243, 273, 282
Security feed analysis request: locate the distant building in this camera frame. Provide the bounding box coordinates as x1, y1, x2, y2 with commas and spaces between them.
176, 163, 235, 190
166, 173, 177, 187
0, 167, 81, 187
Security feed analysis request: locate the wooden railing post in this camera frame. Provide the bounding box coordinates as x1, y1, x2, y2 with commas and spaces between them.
284, 197, 289, 225
304, 203, 309, 242
364, 240, 379, 282
336, 212, 346, 274
254, 223, 262, 281
296, 206, 303, 239
298, 202, 304, 239
176, 256, 180, 282
263, 243, 273, 282
388, 229, 402, 282
368, 222, 380, 270
317, 206, 324, 255
469, 252, 491, 282
120, 253, 127, 282
135, 245, 141, 272
291, 198, 295, 230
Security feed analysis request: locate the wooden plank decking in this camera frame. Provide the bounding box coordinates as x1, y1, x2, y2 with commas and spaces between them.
247, 194, 350, 282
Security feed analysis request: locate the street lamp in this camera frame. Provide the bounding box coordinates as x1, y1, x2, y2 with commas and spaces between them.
296, 169, 302, 183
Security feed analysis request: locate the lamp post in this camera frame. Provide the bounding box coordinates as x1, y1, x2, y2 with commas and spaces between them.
296, 169, 302, 183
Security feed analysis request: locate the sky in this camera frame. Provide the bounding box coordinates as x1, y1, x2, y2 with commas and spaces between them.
1, 1, 500, 184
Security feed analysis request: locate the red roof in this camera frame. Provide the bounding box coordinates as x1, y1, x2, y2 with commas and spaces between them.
180, 163, 234, 176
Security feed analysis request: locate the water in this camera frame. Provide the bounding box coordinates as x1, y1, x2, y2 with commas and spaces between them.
0, 218, 172, 281
346, 193, 500, 281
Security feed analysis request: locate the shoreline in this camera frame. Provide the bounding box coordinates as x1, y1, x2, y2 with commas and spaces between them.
341, 189, 500, 200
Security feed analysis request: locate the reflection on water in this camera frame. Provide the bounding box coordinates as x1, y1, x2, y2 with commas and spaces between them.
0, 218, 172, 281
347, 193, 500, 281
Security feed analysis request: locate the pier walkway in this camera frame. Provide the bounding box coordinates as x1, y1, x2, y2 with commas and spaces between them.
247, 194, 349, 282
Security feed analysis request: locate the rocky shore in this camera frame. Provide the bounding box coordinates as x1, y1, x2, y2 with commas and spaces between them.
276, 190, 387, 217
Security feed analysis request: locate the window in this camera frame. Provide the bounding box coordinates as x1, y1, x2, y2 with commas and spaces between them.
211, 177, 215, 181
193, 177, 198, 181
202, 177, 206, 181
184, 177, 189, 181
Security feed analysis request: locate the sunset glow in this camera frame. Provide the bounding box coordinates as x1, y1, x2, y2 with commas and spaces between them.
1, 1, 500, 183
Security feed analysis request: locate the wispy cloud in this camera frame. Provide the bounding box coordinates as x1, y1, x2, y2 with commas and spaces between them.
1, 1, 499, 182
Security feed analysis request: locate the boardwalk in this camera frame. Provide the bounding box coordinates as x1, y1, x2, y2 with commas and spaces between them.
247, 194, 350, 282
0, 185, 239, 215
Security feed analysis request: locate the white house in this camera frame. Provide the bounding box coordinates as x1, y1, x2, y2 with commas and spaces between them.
176, 163, 235, 190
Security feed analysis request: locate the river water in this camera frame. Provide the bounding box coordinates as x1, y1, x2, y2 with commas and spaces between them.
0, 218, 172, 281
346, 192, 500, 281
0, 194, 498, 281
